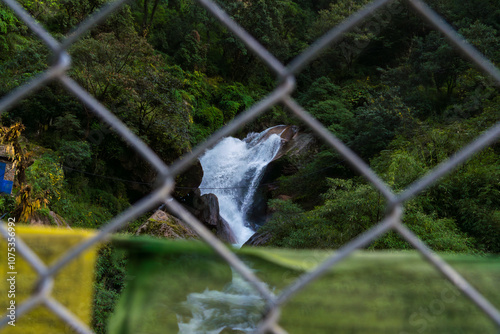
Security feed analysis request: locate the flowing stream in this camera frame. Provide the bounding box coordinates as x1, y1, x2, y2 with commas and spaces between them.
177, 127, 285, 333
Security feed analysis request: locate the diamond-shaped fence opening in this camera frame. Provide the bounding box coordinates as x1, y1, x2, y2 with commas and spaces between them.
0, 0, 499, 333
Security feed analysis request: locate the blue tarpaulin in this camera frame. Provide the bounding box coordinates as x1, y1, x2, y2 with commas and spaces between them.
0, 162, 13, 194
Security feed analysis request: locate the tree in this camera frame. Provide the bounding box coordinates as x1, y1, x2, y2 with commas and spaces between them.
0, 124, 64, 222
309, 0, 379, 69
24, 153, 64, 219
459, 20, 500, 64
0, 4, 27, 61
409, 31, 466, 99
70, 30, 191, 163
263, 178, 474, 252
371, 113, 500, 252
175, 30, 207, 72
138, 0, 162, 37
0, 123, 32, 187
218, 0, 291, 83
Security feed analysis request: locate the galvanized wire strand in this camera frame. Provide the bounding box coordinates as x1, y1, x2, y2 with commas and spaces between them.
255, 307, 285, 334
0, 222, 47, 275
394, 223, 500, 326
269, 324, 289, 334
61, 0, 131, 50
169, 75, 296, 176
0, 52, 71, 113
1, 272, 53, 327
165, 197, 276, 304
41, 183, 171, 281
282, 96, 396, 202
397, 121, 500, 203
0, 293, 45, 327
58, 75, 170, 178
286, 0, 395, 75
406, 0, 500, 87
44, 297, 94, 334
195, 0, 289, 79
275, 205, 403, 307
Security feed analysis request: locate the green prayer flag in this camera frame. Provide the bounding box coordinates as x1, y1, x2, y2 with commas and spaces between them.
109, 236, 500, 334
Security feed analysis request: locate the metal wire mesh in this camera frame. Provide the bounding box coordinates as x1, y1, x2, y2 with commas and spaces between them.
1, 0, 500, 333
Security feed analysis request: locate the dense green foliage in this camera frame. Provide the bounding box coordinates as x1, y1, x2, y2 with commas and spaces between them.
0, 0, 497, 250
1, 0, 500, 331
92, 245, 128, 334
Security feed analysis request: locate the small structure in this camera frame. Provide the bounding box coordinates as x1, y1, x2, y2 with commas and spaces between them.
0, 145, 15, 194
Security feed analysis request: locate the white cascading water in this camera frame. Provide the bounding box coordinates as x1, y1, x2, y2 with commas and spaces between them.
198, 126, 284, 245
177, 127, 285, 333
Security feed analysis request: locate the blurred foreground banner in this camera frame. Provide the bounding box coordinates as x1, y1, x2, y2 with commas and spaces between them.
0, 226, 96, 334
110, 237, 500, 334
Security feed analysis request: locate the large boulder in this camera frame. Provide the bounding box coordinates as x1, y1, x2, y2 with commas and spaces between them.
260, 131, 316, 185
136, 210, 198, 239
174, 160, 204, 197
192, 191, 220, 227
50, 211, 71, 228
30, 211, 71, 228
276, 132, 315, 161
256, 125, 316, 161
186, 190, 237, 244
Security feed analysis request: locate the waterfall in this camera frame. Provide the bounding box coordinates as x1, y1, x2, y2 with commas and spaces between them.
177, 127, 285, 333
198, 127, 284, 245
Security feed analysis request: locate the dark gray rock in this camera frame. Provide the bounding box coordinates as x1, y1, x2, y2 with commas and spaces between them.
193, 192, 220, 227
184, 190, 237, 244
215, 216, 237, 244
175, 160, 204, 197
243, 231, 272, 247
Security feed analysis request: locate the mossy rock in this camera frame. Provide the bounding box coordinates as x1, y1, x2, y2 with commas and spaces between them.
135, 210, 198, 240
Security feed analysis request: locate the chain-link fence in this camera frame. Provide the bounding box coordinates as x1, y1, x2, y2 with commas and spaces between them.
1, 0, 499, 333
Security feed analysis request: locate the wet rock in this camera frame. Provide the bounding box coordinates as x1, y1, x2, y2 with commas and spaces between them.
193, 192, 220, 227
215, 216, 237, 244
183, 190, 237, 244
258, 125, 297, 143
243, 231, 272, 247
274, 132, 315, 161
280, 125, 298, 142
261, 131, 316, 186
255, 125, 301, 161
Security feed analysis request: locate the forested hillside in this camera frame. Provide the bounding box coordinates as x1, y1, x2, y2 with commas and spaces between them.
1, 0, 499, 249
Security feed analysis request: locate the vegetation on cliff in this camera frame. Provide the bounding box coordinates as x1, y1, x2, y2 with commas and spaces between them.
1, 0, 499, 249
